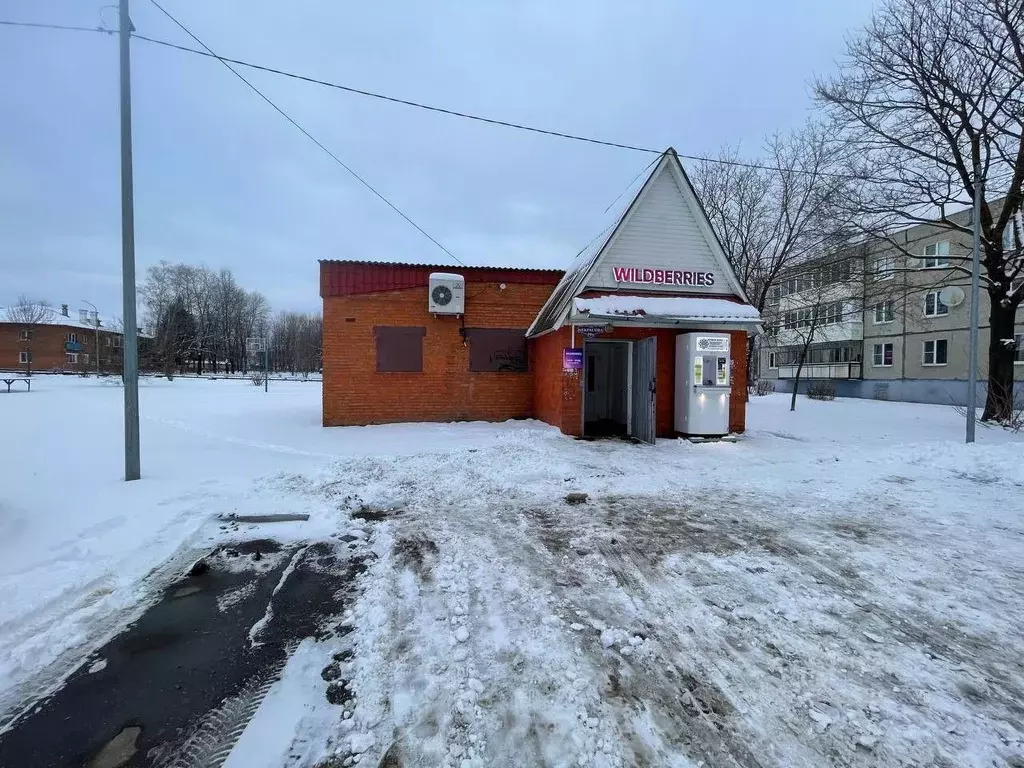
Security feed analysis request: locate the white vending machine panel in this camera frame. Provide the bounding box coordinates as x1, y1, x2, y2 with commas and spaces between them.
674, 333, 731, 436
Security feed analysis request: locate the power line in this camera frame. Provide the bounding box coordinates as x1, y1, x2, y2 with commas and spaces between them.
122, 35, 1024, 188
144, 0, 465, 267
4, 16, 1022, 190
0, 19, 114, 34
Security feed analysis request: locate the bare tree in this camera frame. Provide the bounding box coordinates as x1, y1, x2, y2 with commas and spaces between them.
5, 295, 52, 375
692, 120, 853, 388
142, 261, 271, 376
815, 0, 1024, 422
268, 311, 322, 377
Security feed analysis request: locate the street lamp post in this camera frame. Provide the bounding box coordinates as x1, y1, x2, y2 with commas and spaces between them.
82, 300, 101, 377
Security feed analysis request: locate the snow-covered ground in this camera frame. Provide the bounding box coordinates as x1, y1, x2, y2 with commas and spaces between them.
2, 376, 1023, 766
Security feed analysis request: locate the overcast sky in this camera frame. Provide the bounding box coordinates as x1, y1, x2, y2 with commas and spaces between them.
1, 0, 875, 319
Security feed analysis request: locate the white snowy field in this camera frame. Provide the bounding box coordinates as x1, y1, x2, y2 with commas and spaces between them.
2, 376, 1023, 767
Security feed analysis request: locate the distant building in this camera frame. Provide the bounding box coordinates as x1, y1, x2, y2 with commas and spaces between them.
0, 303, 131, 374
759, 206, 1024, 405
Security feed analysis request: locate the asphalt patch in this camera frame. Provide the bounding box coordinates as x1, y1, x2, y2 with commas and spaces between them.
0, 541, 361, 768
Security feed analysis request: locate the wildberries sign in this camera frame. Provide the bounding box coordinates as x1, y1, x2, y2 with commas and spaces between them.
612, 266, 715, 287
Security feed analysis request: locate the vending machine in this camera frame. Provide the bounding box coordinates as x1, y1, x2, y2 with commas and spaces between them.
674, 333, 731, 436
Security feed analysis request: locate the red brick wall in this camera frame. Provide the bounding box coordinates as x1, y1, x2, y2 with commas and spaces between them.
530, 325, 750, 437
530, 327, 581, 436
0, 322, 122, 373
729, 331, 748, 433
322, 282, 556, 426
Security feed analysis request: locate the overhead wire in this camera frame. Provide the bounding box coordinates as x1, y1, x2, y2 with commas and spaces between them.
3, 17, 1019, 201
0, 19, 114, 34
145, 0, 466, 267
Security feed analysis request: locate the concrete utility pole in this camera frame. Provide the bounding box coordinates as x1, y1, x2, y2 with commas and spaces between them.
966, 159, 983, 444
120, 0, 141, 480
82, 299, 101, 377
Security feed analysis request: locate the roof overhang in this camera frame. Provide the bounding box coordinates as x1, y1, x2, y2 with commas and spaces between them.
569, 295, 761, 330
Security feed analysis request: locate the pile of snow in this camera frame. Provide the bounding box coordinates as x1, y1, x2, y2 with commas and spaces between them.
3, 378, 1023, 767
574, 294, 761, 322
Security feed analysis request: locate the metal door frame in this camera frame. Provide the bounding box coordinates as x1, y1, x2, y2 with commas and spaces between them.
581, 339, 633, 437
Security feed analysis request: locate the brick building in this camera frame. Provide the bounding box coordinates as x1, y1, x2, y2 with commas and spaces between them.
1, 304, 126, 374
321, 149, 761, 440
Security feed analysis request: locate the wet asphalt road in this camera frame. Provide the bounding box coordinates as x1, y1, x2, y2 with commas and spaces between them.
0, 539, 359, 768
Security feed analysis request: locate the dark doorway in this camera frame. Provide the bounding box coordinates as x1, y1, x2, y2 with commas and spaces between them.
584, 341, 630, 437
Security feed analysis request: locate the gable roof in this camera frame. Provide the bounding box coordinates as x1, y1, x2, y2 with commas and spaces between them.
0, 305, 119, 333
526, 148, 750, 337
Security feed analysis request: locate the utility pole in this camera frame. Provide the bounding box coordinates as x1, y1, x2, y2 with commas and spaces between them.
82, 299, 101, 377
120, 0, 141, 480
264, 344, 269, 393
966, 159, 982, 444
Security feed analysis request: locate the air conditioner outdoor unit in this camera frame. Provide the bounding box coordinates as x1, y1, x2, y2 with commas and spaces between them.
428, 273, 465, 315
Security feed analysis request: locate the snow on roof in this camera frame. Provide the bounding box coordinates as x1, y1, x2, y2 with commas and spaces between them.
573, 295, 761, 323
0, 306, 119, 332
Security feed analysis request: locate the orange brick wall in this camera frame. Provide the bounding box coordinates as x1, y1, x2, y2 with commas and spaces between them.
530, 326, 750, 436
728, 331, 748, 433
322, 282, 555, 426
530, 327, 581, 436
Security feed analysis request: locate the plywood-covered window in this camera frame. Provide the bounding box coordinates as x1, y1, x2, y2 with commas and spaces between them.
374, 326, 426, 372
467, 328, 528, 372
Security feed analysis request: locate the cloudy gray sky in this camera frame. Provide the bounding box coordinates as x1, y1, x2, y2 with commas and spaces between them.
1, 0, 874, 319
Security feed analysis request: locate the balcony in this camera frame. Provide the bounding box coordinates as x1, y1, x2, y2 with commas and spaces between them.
773, 321, 864, 347
777, 362, 862, 380
65, 341, 83, 352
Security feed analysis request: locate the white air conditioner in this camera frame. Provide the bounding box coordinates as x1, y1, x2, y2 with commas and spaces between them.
428, 273, 465, 315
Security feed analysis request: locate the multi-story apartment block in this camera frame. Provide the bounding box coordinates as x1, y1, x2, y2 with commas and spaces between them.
760, 205, 1023, 405
1, 303, 127, 374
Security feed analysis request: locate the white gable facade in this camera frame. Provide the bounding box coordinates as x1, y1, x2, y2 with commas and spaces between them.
587, 161, 733, 294
527, 149, 755, 336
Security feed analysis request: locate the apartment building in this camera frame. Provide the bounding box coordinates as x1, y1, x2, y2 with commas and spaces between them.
760, 205, 1023, 405
0, 304, 126, 374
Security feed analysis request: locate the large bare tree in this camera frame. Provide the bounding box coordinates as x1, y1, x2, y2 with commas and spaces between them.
692, 120, 853, 385
5, 295, 52, 375
141, 261, 271, 376
815, 0, 1024, 421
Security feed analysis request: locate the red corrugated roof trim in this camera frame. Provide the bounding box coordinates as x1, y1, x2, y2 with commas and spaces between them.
320, 260, 564, 298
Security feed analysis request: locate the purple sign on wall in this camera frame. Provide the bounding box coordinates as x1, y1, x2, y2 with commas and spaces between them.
563, 348, 584, 371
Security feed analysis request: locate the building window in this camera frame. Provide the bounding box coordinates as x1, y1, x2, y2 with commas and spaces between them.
872, 342, 894, 367
768, 351, 778, 369
1014, 334, 1023, 364
466, 328, 528, 372
19, 329, 31, 341
874, 256, 895, 281
374, 326, 425, 372
81, 354, 90, 364
19, 351, 31, 364
66, 353, 78, 364
921, 241, 950, 268
873, 301, 894, 324
66, 332, 77, 343
922, 338, 948, 366
924, 291, 949, 317
822, 301, 844, 325
112, 336, 122, 348
1003, 225, 1019, 251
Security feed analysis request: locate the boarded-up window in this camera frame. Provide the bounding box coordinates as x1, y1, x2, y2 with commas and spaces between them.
467, 328, 528, 372
375, 326, 426, 372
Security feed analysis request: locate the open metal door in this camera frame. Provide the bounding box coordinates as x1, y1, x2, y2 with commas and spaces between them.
630, 336, 657, 444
